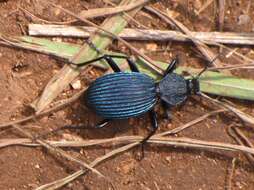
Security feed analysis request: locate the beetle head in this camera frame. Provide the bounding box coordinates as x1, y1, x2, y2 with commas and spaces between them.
186, 78, 200, 95
186, 65, 208, 95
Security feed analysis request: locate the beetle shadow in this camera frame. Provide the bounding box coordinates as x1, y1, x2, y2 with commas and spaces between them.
64, 94, 133, 140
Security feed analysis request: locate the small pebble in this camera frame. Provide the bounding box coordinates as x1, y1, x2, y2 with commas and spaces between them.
52, 37, 62, 42
146, 43, 157, 51
71, 80, 82, 89
237, 14, 250, 25
165, 156, 171, 163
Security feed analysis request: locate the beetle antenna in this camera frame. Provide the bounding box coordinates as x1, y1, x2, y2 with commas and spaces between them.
195, 53, 221, 79
208, 53, 221, 66
86, 39, 103, 55
195, 66, 208, 79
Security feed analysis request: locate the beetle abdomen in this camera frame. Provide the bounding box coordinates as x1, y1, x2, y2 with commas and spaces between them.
86, 72, 157, 119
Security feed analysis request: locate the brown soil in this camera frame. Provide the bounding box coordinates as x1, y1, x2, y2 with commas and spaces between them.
0, 0, 254, 190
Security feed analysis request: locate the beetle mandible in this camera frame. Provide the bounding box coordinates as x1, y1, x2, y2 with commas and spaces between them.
73, 54, 203, 144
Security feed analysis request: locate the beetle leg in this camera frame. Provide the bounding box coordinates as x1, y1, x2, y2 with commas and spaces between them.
103, 55, 121, 72
145, 109, 158, 142
68, 55, 121, 72
142, 110, 158, 142
104, 54, 140, 72
161, 100, 172, 120
135, 110, 158, 160
126, 57, 140, 72
72, 54, 140, 73
101, 54, 140, 72
138, 110, 158, 158
70, 56, 106, 67
163, 56, 179, 76
95, 119, 111, 128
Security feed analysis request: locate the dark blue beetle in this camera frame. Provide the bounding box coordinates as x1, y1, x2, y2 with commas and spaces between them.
75, 54, 201, 143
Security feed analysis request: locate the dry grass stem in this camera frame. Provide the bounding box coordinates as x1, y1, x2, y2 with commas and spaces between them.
207, 63, 254, 71
195, 0, 215, 15
157, 109, 226, 136
218, 0, 225, 32
226, 158, 237, 190
228, 126, 254, 164
29, 24, 254, 45
201, 93, 254, 126
78, 0, 149, 20
102, 0, 149, 29
3, 135, 254, 156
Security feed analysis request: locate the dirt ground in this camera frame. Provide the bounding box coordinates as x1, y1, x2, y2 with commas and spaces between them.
1, 0, 254, 189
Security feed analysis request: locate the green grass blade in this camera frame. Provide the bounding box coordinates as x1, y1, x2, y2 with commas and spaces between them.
19, 36, 81, 58
193, 69, 254, 101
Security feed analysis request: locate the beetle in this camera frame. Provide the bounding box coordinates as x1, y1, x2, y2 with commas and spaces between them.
72, 54, 203, 144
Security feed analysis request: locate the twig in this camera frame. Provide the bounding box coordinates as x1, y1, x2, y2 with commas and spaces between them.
28, 24, 254, 45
